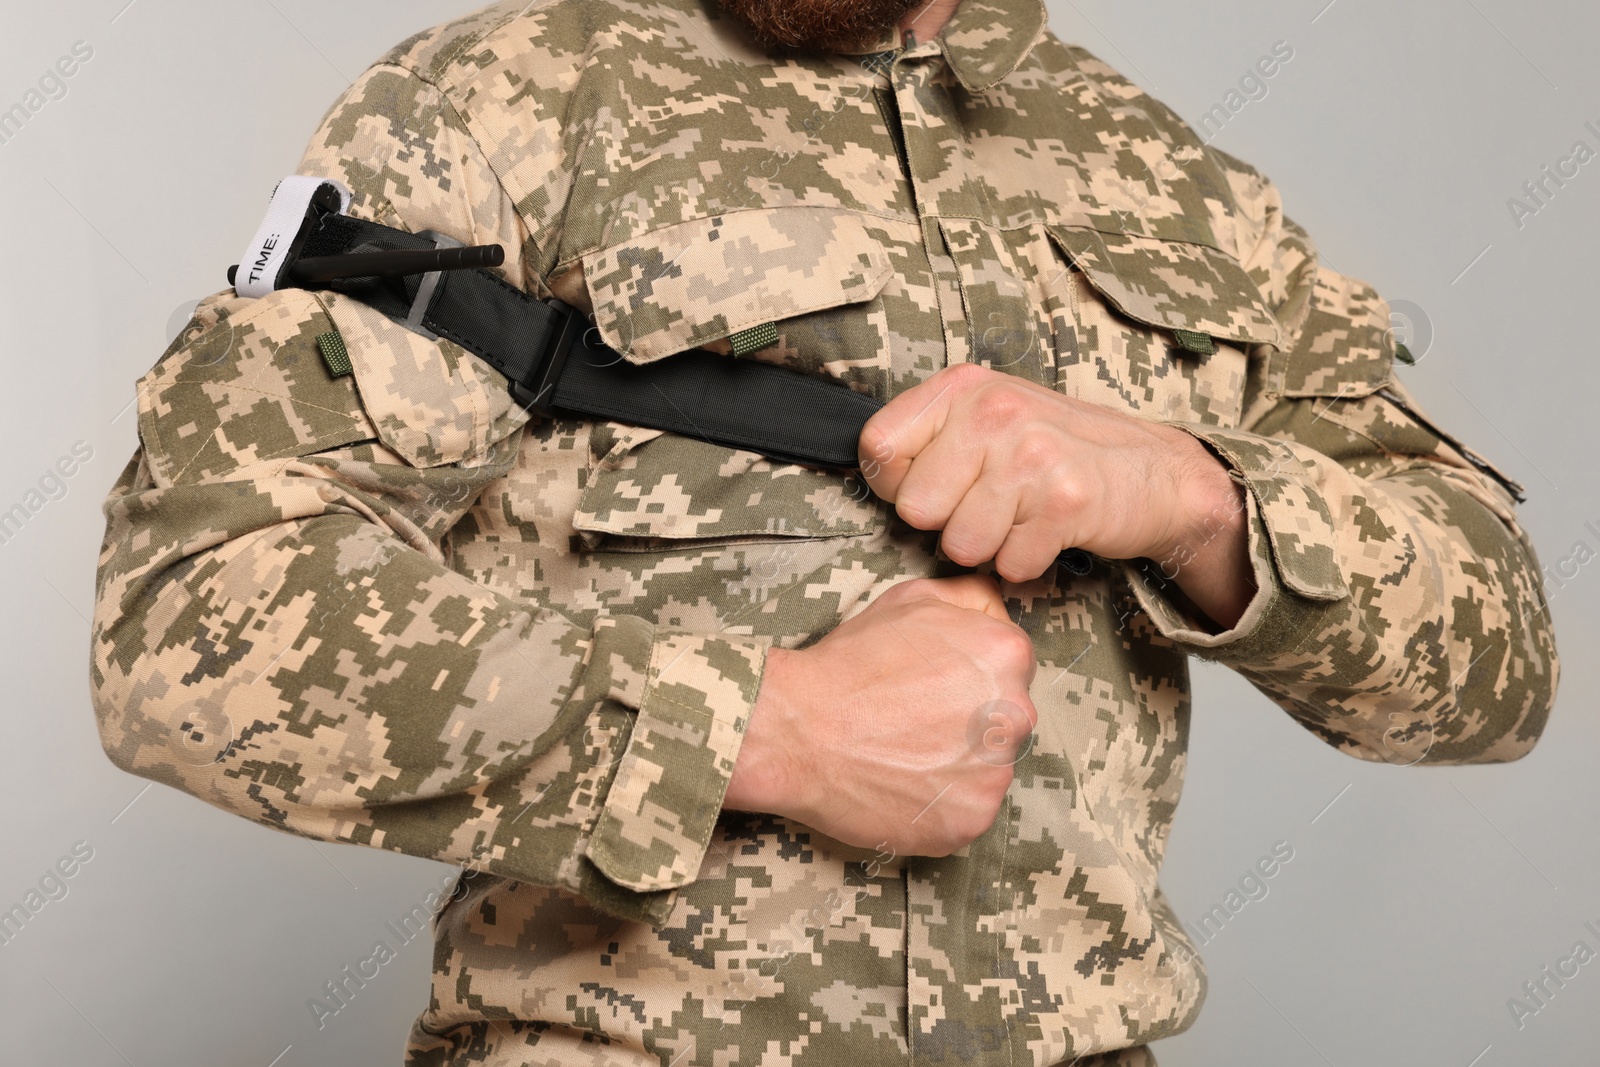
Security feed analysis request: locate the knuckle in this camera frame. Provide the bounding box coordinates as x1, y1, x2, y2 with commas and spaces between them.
993, 547, 1042, 585
994, 561, 1027, 584
974, 385, 1025, 423
990, 626, 1035, 672
940, 529, 987, 566
1050, 476, 1088, 516
1012, 433, 1058, 472
942, 361, 991, 390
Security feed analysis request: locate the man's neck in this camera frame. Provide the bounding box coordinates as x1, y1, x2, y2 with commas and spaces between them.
897, 0, 963, 48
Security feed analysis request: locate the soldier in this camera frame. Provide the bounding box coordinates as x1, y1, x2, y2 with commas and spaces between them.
88, 0, 1559, 1063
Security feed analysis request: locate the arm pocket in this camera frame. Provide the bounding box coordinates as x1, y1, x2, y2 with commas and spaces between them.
138, 286, 533, 490
1256, 268, 1525, 518
137, 289, 378, 489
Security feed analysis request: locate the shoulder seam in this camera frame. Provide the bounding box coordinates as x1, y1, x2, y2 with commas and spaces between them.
344, 61, 547, 291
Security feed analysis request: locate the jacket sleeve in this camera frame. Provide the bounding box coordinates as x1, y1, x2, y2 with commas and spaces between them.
1121, 150, 1559, 766
88, 64, 767, 926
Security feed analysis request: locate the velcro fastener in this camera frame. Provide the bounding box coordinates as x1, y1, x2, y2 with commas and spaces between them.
585, 632, 772, 893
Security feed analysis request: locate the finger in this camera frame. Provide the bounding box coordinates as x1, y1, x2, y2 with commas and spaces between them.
992, 520, 1070, 584
992, 474, 1093, 582
885, 574, 1012, 622
938, 477, 1018, 569
857, 368, 972, 501
891, 423, 986, 531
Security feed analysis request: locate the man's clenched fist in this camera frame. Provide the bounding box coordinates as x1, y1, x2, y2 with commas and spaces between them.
857, 362, 1255, 627
726, 576, 1037, 857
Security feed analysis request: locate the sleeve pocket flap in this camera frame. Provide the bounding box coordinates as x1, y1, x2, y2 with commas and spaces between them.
1271, 269, 1395, 399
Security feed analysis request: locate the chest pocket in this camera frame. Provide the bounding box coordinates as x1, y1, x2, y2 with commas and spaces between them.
582, 206, 894, 384
570, 424, 888, 643
570, 206, 892, 599
1043, 223, 1282, 429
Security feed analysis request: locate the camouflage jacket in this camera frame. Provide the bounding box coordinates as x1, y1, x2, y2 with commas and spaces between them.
89, 0, 1559, 1063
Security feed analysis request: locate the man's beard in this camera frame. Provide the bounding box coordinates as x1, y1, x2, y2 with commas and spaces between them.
717, 0, 924, 52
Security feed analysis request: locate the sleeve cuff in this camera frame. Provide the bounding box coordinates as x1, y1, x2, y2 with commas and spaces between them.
582, 625, 773, 907
1122, 425, 1351, 658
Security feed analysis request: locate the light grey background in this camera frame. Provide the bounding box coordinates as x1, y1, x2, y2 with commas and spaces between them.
1, 1, 1594, 1064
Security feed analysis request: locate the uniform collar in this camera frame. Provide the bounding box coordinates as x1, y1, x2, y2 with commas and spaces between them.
828, 0, 1048, 93
935, 0, 1049, 93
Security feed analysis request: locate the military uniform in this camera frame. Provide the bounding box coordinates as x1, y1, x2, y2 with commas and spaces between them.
89, 0, 1559, 1062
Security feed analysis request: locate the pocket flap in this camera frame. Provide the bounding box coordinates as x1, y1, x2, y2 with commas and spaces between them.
1271, 268, 1395, 399
319, 291, 529, 468
1047, 224, 1282, 348
583, 208, 893, 364
575, 428, 881, 543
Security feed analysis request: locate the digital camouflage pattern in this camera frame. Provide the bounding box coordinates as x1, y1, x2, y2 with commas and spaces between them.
89, 0, 1559, 1062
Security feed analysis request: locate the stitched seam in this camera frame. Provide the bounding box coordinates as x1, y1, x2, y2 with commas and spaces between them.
386, 60, 555, 295
999, 792, 1016, 1067
554, 206, 918, 276
174, 430, 376, 489
447, 110, 492, 457
173, 382, 368, 424
595, 263, 895, 361
585, 526, 872, 540
401, 6, 540, 96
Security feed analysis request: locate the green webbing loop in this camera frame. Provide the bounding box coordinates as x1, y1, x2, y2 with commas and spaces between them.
317, 331, 353, 378
1171, 329, 1216, 356
728, 322, 779, 357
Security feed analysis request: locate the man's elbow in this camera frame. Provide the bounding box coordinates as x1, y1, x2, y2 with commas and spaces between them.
1325, 626, 1559, 768
1433, 691, 1556, 766
89, 638, 171, 786
88, 601, 214, 794
1420, 636, 1559, 767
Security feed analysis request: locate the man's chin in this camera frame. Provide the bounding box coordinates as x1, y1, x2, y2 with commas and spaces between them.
715, 0, 921, 52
